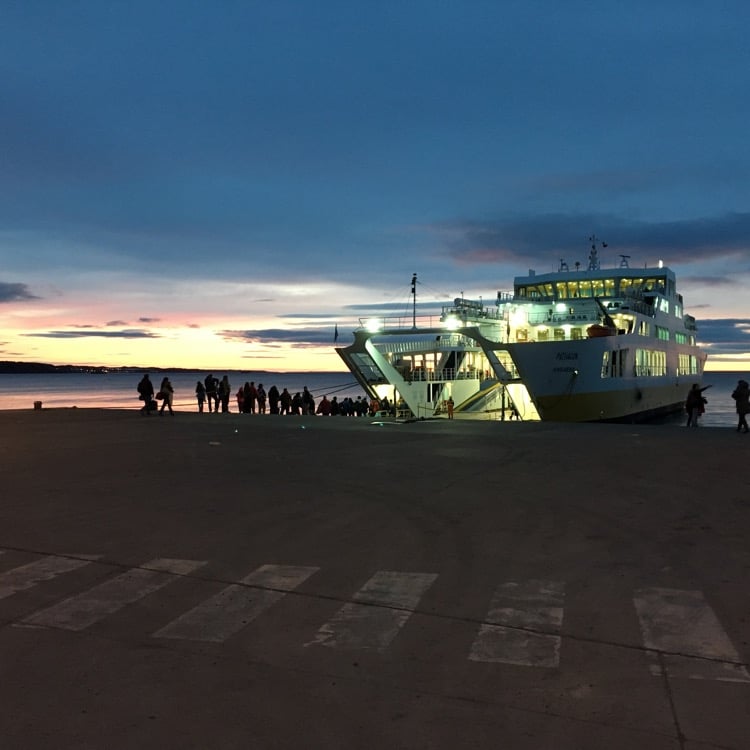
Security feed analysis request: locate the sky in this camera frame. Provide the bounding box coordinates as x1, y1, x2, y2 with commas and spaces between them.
1, 0, 749, 372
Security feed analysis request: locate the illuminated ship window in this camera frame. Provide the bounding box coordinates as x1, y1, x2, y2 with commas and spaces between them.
601, 350, 627, 378
351, 353, 384, 383
635, 349, 666, 376
678, 353, 699, 376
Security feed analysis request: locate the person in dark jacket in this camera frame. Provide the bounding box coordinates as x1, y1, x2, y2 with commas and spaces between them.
204, 373, 218, 413
268, 385, 280, 414
731, 379, 750, 433
218, 375, 231, 413
685, 383, 706, 427
195, 380, 206, 412
279, 387, 292, 415
137, 374, 155, 415
158, 377, 174, 415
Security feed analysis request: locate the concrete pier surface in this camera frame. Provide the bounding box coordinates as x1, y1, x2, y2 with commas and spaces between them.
1, 408, 749, 749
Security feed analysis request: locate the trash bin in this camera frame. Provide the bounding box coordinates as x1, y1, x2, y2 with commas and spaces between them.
33, 401, 43, 410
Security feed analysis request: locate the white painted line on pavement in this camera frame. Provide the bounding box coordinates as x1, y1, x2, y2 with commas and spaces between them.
307, 570, 438, 651
0, 554, 101, 600
19, 558, 205, 631
469, 579, 565, 667
633, 587, 750, 682
154, 564, 319, 642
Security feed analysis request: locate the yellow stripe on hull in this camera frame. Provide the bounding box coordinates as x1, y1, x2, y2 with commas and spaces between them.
535, 382, 686, 422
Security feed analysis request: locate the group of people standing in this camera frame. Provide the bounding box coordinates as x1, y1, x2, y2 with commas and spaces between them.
138, 372, 372, 417
194, 375, 317, 415
195, 374, 233, 413
685, 379, 750, 432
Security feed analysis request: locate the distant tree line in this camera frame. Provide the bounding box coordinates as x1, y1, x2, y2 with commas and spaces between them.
0, 361, 275, 374
0, 361, 113, 374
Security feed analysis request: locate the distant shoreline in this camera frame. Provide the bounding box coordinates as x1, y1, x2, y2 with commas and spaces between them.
0, 362, 343, 375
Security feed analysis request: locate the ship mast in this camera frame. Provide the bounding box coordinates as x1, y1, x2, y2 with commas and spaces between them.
411, 273, 417, 329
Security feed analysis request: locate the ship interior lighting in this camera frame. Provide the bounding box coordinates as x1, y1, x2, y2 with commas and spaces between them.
365, 318, 382, 333
444, 315, 461, 331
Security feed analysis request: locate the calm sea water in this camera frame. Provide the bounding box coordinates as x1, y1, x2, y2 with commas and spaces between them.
0, 369, 745, 427
649, 371, 743, 428
0, 370, 365, 412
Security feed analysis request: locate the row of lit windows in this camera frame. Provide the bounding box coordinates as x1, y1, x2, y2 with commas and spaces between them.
517, 276, 669, 300
600, 349, 701, 378
515, 324, 690, 343
601, 348, 670, 378
635, 348, 667, 376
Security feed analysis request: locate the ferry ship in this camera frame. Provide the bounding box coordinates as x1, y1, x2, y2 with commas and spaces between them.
336, 241, 706, 422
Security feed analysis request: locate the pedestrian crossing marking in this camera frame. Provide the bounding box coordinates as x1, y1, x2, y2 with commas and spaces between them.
0, 554, 101, 601
633, 587, 750, 682
20, 558, 205, 631
154, 564, 319, 642
5, 554, 750, 685
469, 580, 565, 667
307, 570, 438, 651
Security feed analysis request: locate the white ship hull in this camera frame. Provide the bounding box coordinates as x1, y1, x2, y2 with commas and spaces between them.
490, 338, 700, 422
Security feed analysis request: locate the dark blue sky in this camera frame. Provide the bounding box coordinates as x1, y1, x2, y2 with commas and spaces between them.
1, 1, 749, 368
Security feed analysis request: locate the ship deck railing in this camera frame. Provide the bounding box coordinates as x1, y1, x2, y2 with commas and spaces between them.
357, 314, 447, 330
634, 365, 668, 377
527, 311, 600, 325
403, 368, 481, 382
383, 335, 481, 356
357, 310, 503, 331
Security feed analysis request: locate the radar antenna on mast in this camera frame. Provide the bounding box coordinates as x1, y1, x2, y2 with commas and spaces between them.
588, 234, 607, 270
